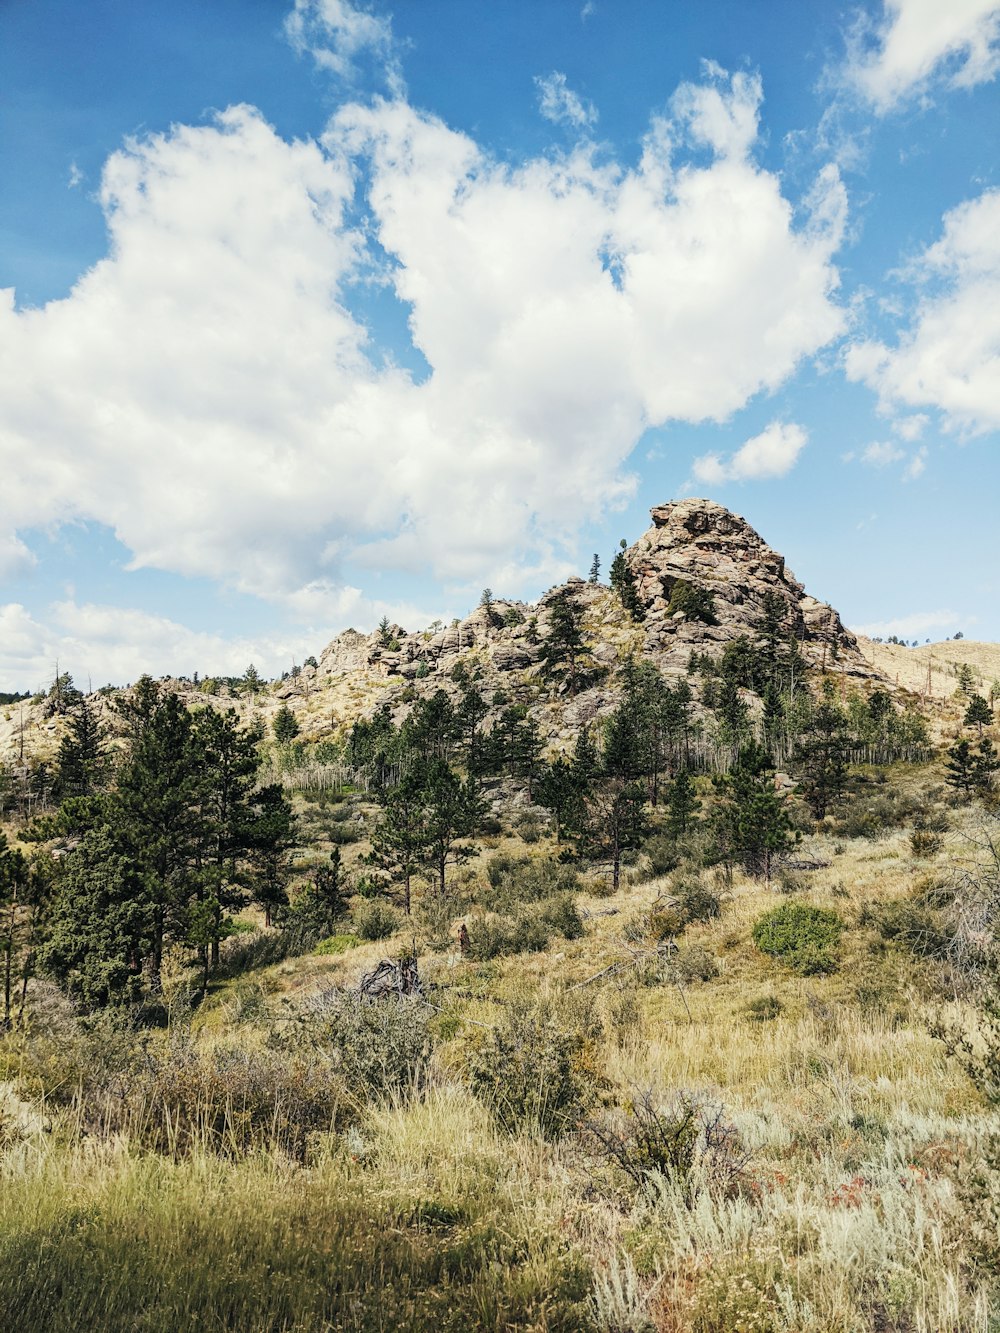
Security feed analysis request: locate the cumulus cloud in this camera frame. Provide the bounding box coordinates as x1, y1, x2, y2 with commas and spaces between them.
845, 0, 1000, 111
0, 588, 443, 690
0, 67, 846, 626
852, 608, 964, 639
535, 72, 597, 128
846, 187, 1000, 433
692, 421, 808, 484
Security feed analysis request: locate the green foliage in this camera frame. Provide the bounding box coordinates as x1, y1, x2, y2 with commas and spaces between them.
714, 743, 793, 882
609, 541, 644, 621
271, 703, 300, 744
353, 900, 400, 941
794, 700, 850, 818
466, 1008, 594, 1137
540, 589, 588, 693
53, 695, 107, 801
752, 901, 843, 975
312, 933, 360, 956
666, 579, 718, 625
290, 992, 432, 1099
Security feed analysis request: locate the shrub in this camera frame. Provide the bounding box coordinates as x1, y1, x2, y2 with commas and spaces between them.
466, 1009, 593, 1137
672, 943, 719, 983
674, 875, 722, 923
861, 897, 949, 959
313, 933, 360, 956
643, 834, 681, 878
485, 855, 579, 907
290, 990, 432, 1100
911, 828, 944, 857
666, 580, 718, 625
745, 995, 783, 1022
587, 1090, 748, 1201
752, 902, 843, 975
98, 1042, 345, 1160
353, 901, 400, 942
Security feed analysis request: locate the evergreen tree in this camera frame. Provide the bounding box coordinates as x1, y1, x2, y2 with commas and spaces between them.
458, 686, 490, 778
665, 768, 699, 837
794, 701, 850, 819
973, 738, 1000, 795
369, 767, 434, 914
582, 779, 649, 892
244, 782, 296, 929
0, 834, 28, 1028
965, 694, 994, 737
418, 759, 485, 897
715, 743, 792, 883
540, 590, 587, 694
53, 695, 107, 801
945, 738, 978, 796
537, 758, 587, 843
588, 553, 601, 583
609, 540, 644, 621
40, 824, 151, 1009
493, 704, 543, 795
716, 677, 751, 751
272, 703, 300, 744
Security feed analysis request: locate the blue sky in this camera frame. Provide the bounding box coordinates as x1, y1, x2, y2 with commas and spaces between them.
1, 0, 998, 688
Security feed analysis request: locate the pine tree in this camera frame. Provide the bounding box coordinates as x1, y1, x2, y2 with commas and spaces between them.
665, 769, 699, 837
582, 779, 649, 892
609, 540, 644, 621
964, 694, 994, 737
945, 738, 978, 796
794, 702, 850, 819
588, 553, 601, 583
53, 695, 107, 801
368, 767, 434, 914
540, 590, 586, 694
715, 743, 792, 883
0, 833, 28, 1028
272, 703, 300, 744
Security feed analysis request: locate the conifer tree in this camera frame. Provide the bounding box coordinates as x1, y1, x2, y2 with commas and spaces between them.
588, 553, 601, 583
609, 540, 644, 621
794, 701, 850, 819
540, 590, 586, 694
53, 695, 107, 801
665, 768, 699, 837
714, 742, 792, 883
582, 779, 649, 891
272, 703, 300, 744
965, 694, 994, 737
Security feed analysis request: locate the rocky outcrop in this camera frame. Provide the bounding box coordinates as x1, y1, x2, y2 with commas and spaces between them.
289, 498, 882, 739
628, 499, 872, 676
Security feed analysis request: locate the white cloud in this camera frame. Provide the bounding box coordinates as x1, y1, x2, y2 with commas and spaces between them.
0, 68, 846, 631
692, 421, 808, 484
852, 608, 964, 639
846, 187, 1000, 433
904, 445, 928, 478
0, 591, 441, 691
892, 412, 928, 441
535, 72, 597, 128
861, 441, 905, 466
284, 0, 400, 90
846, 0, 1000, 111
67, 162, 83, 189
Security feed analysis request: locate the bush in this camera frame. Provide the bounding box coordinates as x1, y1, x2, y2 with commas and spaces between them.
485, 854, 579, 907
466, 1009, 594, 1137
643, 834, 681, 878
752, 902, 843, 975
860, 897, 949, 959
745, 995, 783, 1022
463, 895, 582, 961
674, 875, 722, 923
97, 1042, 345, 1160
289, 990, 432, 1101
587, 1090, 748, 1201
313, 933, 360, 956
672, 943, 719, 983
353, 901, 400, 942
911, 828, 944, 857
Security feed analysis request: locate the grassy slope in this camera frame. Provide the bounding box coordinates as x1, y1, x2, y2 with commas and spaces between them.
3, 770, 997, 1332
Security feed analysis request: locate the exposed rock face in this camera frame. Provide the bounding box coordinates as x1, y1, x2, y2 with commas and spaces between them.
274, 497, 882, 741
630, 499, 870, 675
